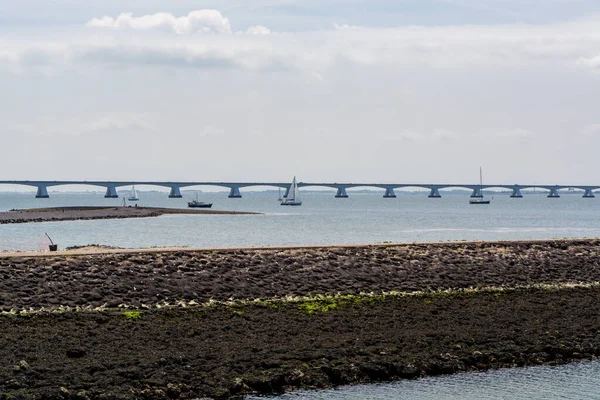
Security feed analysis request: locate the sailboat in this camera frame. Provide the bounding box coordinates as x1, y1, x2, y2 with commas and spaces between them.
470, 167, 491, 205
127, 185, 139, 201
281, 176, 302, 206
188, 192, 213, 208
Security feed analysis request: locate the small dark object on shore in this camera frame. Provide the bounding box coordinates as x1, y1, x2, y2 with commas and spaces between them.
45, 233, 57, 251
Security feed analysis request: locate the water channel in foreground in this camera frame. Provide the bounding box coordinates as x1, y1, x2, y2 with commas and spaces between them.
248, 360, 600, 399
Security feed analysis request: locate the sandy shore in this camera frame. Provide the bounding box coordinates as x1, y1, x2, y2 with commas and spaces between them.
1, 239, 600, 399
0, 206, 260, 224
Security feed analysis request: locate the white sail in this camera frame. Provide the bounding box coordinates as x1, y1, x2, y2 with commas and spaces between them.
294, 179, 300, 201
288, 176, 300, 202
281, 176, 302, 205
128, 185, 139, 200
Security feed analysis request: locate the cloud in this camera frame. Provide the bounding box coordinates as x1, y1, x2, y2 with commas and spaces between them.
82, 114, 156, 134
395, 131, 424, 141
580, 124, 600, 136
87, 10, 232, 34
8, 114, 156, 137
3, 13, 600, 73
245, 25, 271, 35
493, 128, 535, 139
200, 126, 225, 137
431, 129, 456, 141
333, 23, 363, 30
577, 56, 600, 70
388, 129, 457, 142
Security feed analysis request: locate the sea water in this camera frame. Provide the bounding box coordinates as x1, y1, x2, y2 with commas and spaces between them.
247, 360, 600, 399
1, 190, 600, 250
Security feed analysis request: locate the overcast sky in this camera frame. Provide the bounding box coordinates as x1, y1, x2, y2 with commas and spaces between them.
2, 0, 600, 186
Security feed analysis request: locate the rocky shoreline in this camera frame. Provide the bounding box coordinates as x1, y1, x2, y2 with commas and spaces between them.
1, 239, 600, 399
0, 206, 259, 224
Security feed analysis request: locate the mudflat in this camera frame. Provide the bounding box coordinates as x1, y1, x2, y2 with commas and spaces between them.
0, 206, 259, 224
1, 239, 600, 399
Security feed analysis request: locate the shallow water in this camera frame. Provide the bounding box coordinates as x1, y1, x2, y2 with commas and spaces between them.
1, 190, 600, 250
247, 361, 600, 399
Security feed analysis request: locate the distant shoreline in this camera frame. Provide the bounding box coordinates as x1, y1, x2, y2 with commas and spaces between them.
0, 206, 260, 225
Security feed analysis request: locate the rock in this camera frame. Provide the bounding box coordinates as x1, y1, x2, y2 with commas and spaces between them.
73, 390, 90, 400
321, 366, 342, 384
105, 299, 123, 308
228, 378, 250, 395
66, 348, 86, 358
13, 360, 29, 372
166, 383, 181, 399
286, 368, 305, 385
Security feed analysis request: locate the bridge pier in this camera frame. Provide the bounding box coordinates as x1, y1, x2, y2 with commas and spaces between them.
168, 186, 182, 198
510, 188, 523, 198
470, 188, 483, 198
228, 187, 242, 198
583, 189, 595, 198
104, 186, 118, 198
547, 187, 560, 198
335, 188, 349, 198
35, 185, 49, 198
383, 188, 396, 198
428, 188, 441, 198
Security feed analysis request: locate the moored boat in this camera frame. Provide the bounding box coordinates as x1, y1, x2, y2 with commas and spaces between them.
281, 176, 302, 206
470, 167, 492, 205
188, 192, 213, 208
127, 185, 139, 201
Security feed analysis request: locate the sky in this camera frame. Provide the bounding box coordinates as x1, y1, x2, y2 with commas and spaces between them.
2, 0, 600, 186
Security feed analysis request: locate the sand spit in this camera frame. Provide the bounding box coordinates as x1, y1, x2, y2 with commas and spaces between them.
0, 206, 260, 224
1, 239, 600, 399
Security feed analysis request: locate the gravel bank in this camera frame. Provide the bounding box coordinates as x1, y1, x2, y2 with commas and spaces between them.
0, 206, 259, 224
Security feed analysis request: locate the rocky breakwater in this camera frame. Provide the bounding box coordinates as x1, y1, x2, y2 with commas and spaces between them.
1, 239, 600, 399
0, 206, 259, 224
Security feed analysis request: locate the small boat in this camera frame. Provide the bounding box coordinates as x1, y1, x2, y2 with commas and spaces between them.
188, 192, 213, 208
470, 198, 491, 205
127, 185, 139, 201
470, 167, 492, 205
281, 176, 302, 206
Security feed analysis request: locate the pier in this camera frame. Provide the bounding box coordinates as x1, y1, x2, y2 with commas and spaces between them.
0, 180, 598, 199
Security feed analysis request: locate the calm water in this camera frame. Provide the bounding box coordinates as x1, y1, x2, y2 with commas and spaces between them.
1, 190, 600, 250
247, 361, 600, 399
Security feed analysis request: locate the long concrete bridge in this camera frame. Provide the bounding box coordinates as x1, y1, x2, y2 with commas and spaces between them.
0, 180, 598, 199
